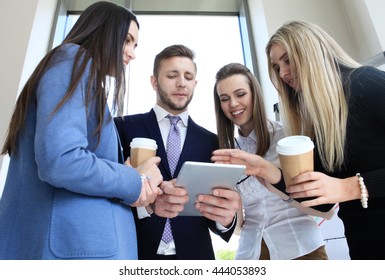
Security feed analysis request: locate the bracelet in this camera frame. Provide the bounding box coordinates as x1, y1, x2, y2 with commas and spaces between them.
356, 173, 368, 208
140, 174, 151, 182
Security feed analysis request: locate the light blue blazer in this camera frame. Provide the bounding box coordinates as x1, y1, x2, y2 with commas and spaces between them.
0, 44, 141, 259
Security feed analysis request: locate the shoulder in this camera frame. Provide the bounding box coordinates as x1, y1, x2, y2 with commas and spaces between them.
349, 66, 385, 89
58, 43, 81, 55
348, 66, 385, 100
351, 65, 384, 76
188, 117, 217, 139
42, 44, 86, 81
345, 66, 385, 121
49, 43, 82, 65
114, 111, 153, 129
268, 120, 287, 143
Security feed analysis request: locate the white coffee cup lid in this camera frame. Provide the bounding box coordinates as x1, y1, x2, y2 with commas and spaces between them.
130, 137, 158, 150
276, 135, 314, 155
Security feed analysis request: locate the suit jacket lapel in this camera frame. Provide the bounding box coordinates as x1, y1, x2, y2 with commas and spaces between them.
142, 110, 171, 177
142, 112, 202, 179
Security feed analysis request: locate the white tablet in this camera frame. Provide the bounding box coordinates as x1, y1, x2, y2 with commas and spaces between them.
175, 161, 246, 216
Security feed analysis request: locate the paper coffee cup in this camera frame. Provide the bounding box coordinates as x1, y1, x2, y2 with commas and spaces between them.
130, 138, 157, 167
276, 135, 314, 186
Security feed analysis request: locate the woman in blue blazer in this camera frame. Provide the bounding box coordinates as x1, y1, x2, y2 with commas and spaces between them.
0, 2, 162, 259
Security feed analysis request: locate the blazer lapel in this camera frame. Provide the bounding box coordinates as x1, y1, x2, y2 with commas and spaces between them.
142, 110, 172, 177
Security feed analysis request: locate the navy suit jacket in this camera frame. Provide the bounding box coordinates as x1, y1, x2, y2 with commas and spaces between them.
114, 109, 235, 259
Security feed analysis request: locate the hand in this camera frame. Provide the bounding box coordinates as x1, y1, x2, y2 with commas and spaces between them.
211, 149, 281, 184
195, 188, 241, 228
153, 179, 189, 218
286, 171, 361, 207
130, 157, 163, 207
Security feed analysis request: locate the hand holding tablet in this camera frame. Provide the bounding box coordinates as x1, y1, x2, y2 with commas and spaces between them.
175, 161, 246, 216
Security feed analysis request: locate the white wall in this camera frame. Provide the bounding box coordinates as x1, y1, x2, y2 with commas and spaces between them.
0, 0, 58, 196
248, 0, 361, 120
365, 0, 385, 51
0, 0, 37, 173
341, 0, 382, 61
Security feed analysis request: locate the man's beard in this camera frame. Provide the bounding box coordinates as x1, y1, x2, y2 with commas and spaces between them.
157, 85, 193, 112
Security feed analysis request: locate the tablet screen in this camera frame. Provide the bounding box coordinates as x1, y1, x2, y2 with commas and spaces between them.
175, 161, 246, 216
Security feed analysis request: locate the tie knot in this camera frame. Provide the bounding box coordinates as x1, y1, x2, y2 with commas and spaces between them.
167, 115, 181, 126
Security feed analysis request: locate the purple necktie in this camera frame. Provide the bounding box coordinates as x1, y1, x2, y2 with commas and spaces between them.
161, 115, 181, 244
166, 115, 181, 176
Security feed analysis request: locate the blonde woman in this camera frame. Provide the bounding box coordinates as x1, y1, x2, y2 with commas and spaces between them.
265, 20, 385, 259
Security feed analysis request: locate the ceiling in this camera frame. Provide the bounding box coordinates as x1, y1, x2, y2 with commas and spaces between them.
63, 0, 242, 13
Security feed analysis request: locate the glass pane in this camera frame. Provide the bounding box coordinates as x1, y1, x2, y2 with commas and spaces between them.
128, 15, 244, 133
64, 14, 244, 132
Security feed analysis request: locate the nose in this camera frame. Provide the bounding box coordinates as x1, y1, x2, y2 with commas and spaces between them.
229, 97, 238, 107
176, 76, 186, 87
279, 64, 289, 79
125, 47, 136, 63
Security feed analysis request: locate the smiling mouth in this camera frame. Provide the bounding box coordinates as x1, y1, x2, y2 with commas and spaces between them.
231, 109, 244, 116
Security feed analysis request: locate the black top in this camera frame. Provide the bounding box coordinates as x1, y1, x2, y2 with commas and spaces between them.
319, 66, 385, 259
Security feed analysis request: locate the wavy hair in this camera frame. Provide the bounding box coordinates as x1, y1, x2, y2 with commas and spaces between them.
265, 20, 361, 171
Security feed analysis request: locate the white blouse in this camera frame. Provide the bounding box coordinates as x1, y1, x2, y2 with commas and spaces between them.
234, 121, 325, 259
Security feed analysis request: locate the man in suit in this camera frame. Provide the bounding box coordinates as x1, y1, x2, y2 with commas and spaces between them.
114, 44, 240, 260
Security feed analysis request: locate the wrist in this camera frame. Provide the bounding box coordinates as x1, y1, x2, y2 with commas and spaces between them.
345, 174, 368, 208
356, 173, 368, 208
263, 161, 282, 185
145, 204, 154, 215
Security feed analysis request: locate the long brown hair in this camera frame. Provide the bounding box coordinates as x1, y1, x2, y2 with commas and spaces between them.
2, 1, 139, 155
213, 63, 271, 156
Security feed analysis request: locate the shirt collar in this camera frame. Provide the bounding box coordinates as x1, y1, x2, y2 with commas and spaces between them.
153, 104, 189, 126
238, 129, 257, 141
237, 129, 257, 147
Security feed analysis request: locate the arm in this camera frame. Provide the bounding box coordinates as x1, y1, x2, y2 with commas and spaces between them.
34, 47, 161, 205
285, 172, 362, 207
211, 149, 282, 185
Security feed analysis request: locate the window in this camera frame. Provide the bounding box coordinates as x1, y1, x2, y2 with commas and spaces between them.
64, 14, 245, 133
127, 14, 244, 132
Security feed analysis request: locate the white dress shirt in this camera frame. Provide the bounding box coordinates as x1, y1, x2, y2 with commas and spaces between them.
234, 121, 325, 259
154, 105, 188, 255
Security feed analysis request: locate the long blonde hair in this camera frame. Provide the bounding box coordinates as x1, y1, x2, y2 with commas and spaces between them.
265, 21, 361, 171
